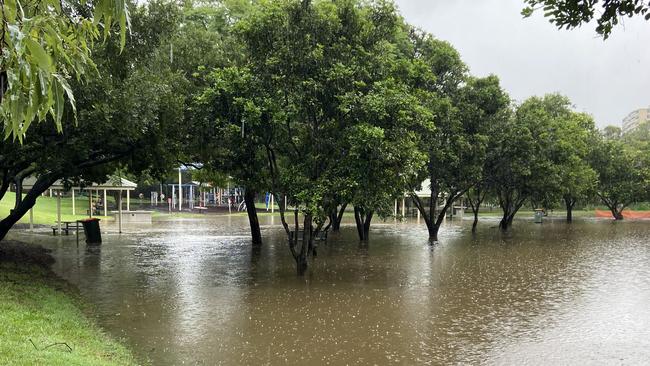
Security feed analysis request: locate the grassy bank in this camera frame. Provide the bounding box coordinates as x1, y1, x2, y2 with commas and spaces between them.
0, 242, 138, 365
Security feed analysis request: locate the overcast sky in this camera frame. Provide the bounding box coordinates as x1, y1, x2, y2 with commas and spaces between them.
393, 0, 650, 128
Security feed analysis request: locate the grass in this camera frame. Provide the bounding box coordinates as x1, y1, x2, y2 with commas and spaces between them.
0, 192, 114, 226
0, 192, 216, 225
0, 243, 138, 365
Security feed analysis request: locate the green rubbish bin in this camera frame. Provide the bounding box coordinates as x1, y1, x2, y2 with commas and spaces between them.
534, 209, 544, 224
79, 218, 102, 245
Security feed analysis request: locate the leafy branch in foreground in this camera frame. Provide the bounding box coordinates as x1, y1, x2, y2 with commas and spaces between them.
522, 0, 650, 38
0, 0, 130, 141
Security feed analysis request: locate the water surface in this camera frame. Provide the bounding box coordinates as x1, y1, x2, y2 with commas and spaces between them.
11, 216, 650, 365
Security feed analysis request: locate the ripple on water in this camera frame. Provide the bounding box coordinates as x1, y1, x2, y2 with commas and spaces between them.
10, 216, 650, 365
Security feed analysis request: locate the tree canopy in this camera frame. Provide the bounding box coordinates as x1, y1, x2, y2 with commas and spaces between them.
1, 0, 131, 140
522, 0, 650, 38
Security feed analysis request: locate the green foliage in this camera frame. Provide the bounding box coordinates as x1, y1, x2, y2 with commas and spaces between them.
192, 66, 270, 192
486, 94, 590, 227
602, 125, 622, 140
0, 0, 187, 240
0, 0, 131, 140
522, 0, 650, 38
591, 131, 650, 217
235, 0, 418, 222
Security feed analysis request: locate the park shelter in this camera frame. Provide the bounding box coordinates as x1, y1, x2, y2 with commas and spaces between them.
23, 176, 137, 233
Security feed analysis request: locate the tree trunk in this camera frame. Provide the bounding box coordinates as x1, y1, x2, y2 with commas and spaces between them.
610, 207, 624, 220
0, 175, 55, 242
499, 214, 510, 231
296, 214, 313, 276
428, 223, 440, 242
244, 189, 262, 246
499, 208, 516, 231
466, 186, 485, 233
329, 203, 347, 232
564, 196, 575, 223
353, 206, 373, 241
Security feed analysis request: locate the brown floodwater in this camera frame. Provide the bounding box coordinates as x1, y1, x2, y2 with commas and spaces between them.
9, 215, 650, 365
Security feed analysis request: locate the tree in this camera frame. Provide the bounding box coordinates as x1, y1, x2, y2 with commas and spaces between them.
590, 137, 649, 219
556, 112, 598, 222
0, 0, 185, 241
603, 125, 622, 140
487, 95, 569, 230
236, 0, 416, 274
465, 103, 511, 232
175, 2, 269, 247
339, 80, 428, 241
522, 0, 650, 38
408, 72, 509, 241
1, 0, 130, 140
191, 67, 270, 246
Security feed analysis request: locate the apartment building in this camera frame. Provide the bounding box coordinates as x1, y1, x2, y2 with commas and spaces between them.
622, 107, 650, 134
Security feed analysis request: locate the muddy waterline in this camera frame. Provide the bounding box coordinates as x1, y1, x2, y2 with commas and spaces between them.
11, 216, 650, 365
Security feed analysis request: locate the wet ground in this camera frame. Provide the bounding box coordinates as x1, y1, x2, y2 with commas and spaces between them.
8, 215, 650, 365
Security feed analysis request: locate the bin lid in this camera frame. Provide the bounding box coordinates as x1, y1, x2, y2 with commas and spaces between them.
77, 218, 101, 222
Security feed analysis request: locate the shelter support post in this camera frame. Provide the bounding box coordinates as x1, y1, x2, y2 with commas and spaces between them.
118, 190, 123, 234
178, 168, 182, 212
71, 188, 75, 215
127, 190, 130, 211
103, 189, 107, 217
57, 191, 61, 233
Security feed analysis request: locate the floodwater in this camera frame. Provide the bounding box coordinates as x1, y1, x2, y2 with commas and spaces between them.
9, 215, 650, 365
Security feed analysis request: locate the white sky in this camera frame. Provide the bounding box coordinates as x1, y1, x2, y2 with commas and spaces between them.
394, 0, 650, 128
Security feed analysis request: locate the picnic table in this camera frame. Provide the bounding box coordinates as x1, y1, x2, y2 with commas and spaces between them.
52, 221, 79, 236
194, 207, 209, 214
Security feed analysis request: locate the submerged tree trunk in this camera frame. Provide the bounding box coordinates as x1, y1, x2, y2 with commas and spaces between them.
329, 203, 347, 232
564, 195, 576, 223
596, 193, 625, 220
609, 207, 624, 220
466, 186, 486, 233
411, 184, 468, 242
244, 189, 262, 246
497, 190, 526, 231
499, 212, 513, 230
353, 206, 373, 241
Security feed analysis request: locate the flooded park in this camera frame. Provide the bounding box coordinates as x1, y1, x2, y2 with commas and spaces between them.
8, 216, 650, 365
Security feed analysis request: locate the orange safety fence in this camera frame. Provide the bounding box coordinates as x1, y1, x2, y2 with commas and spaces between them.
595, 209, 650, 219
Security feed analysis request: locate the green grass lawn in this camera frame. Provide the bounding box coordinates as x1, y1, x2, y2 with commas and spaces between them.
0, 246, 138, 365
0, 192, 114, 226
